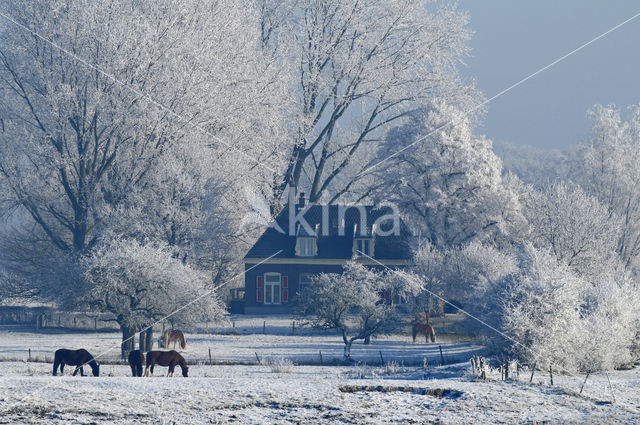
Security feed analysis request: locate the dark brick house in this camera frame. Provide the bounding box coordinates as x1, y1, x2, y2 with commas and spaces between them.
242, 196, 413, 313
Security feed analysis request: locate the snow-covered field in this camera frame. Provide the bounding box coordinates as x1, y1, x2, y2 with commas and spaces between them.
1, 361, 639, 424
0, 315, 479, 365
0, 319, 639, 424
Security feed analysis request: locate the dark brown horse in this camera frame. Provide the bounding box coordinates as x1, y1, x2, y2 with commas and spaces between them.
53, 348, 100, 376
128, 349, 145, 377
162, 329, 186, 350
144, 350, 188, 377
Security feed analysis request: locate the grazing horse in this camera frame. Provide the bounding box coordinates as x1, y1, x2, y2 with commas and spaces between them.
144, 350, 188, 377
412, 322, 436, 343
163, 329, 186, 350
128, 349, 145, 377
53, 348, 100, 376
412, 312, 436, 343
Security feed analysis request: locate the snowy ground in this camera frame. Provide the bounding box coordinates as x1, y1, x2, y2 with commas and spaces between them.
0, 315, 478, 365
1, 361, 639, 424
0, 318, 639, 423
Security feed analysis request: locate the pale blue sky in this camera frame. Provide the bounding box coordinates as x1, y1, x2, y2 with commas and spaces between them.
456, 1, 640, 149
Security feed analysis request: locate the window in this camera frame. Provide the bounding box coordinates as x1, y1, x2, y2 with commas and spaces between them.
263, 273, 281, 305
299, 274, 313, 294
297, 237, 316, 256
354, 238, 373, 257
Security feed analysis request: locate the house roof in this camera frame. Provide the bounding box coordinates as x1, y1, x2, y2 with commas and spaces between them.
244, 204, 413, 261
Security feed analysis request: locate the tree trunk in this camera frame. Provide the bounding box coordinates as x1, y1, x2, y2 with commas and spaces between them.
120, 325, 135, 359
139, 327, 153, 352
343, 340, 353, 360
146, 327, 153, 351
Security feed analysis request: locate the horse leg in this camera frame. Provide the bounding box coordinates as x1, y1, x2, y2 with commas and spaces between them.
73, 366, 79, 376
168, 362, 175, 377
144, 364, 152, 377
53, 360, 59, 376
412, 327, 416, 344
60, 363, 65, 374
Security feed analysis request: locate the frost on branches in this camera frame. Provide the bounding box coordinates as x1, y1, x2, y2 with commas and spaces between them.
298, 262, 421, 360
260, 0, 478, 204
577, 104, 640, 270
82, 238, 224, 357
0, 0, 286, 300
378, 100, 523, 248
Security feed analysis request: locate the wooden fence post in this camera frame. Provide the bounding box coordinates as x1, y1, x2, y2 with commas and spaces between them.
439, 345, 445, 365
529, 362, 536, 383
580, 372, 590, 394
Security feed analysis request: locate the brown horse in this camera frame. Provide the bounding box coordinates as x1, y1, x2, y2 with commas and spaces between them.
53, 348, 100, 376
412, 322, 436, 343
128, 349, 145, 377
144, 350, 188, 377
163, 329, 186, 350
412, 312, 436, 343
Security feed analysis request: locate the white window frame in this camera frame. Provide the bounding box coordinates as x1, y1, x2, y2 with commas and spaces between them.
354, 238, 373, 257
297, 237, 316, 257
298, 273, 313, 294
263, 273, 281, 305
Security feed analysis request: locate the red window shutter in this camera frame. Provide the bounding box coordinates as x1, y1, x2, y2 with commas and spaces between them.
257, 276, 263, 302
282, 276, 288, 303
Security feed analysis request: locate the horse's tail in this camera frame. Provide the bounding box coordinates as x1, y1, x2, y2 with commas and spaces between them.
179, 331, 186, 349
430, 326, 436, 343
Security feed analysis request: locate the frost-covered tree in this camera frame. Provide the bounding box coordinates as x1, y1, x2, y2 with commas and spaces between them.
260, 0, 478, 204
82, 238, 224, 357
499, 244, 640, 372
501, 245, 586, 372
377, 100, 523, 248
522, 182, 621, 280
577, 104, 640, 271
298, 262, 420, 359
579, 268, 640, 371
410, 241, 517, 322
0, 0, 287, 295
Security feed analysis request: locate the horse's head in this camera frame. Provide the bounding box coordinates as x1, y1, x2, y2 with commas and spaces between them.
91, 362, 100, 377
182, 365, 189, 377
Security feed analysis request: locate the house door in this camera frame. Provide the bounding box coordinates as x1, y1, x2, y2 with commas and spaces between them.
264, 273, 281, 305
